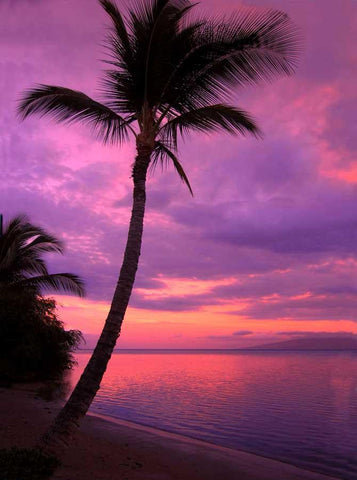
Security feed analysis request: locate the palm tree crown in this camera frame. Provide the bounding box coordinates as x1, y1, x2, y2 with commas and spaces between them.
19, 0, 300, 193
0, 215, 85, 297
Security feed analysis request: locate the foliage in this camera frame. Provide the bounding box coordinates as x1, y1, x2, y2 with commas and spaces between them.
0, 447, 60, 480
19, 0, 301, 194
0, 215, 85, 298
0, 215, 84, 382
0, 289, 82, 382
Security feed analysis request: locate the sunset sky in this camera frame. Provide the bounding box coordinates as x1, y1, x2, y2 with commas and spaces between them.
1, 0, 357, 348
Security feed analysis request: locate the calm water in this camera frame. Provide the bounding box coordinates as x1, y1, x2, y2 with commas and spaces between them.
71, 351, 357, 479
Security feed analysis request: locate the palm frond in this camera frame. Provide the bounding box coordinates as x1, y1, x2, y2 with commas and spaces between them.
0, 215, 38, 253
15, 257, 49, 277
102, 0, 195, 111
157, 7, 301, 112
141, 0, 196, 104
18, 85, 133, 144
0, 215, 85, 298
0, 215, 64, 278
100, 0, 133, 62
202, 8, 301, 82
18, 273, 86, 298
152, 141, 193, 195
160, 104, 260, 146
130, 0, 190, 36
22, 232, 64, 256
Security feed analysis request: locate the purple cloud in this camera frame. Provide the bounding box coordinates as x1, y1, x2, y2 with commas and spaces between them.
1, 0, 356, 337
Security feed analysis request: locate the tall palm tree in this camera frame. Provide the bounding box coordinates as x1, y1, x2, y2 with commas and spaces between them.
0, 215, 85, 297
18, 0, 300, 455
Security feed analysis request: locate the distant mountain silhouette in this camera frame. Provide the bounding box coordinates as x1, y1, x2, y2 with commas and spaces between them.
249, 336, 357, 351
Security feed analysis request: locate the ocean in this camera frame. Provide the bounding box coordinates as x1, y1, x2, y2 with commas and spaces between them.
70, 350, 357, 479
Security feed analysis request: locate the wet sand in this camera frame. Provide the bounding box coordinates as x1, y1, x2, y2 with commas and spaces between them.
0, 386, 339, 480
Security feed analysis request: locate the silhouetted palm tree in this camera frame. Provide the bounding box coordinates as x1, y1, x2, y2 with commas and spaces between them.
0, 215, 85, 297
18, 0, 300, 454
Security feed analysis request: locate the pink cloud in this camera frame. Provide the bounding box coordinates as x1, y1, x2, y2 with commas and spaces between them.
1, 0, 356, 347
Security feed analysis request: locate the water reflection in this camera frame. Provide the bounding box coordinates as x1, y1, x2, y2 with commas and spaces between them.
71, 351, 357, 479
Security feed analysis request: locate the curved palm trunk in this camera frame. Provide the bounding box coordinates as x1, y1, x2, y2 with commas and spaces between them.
38, 146, 151, 456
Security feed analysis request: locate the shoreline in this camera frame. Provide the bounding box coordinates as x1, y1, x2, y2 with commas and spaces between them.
0, 386, 340, 480
87, 410, 339, 477
87, 410, 340, 478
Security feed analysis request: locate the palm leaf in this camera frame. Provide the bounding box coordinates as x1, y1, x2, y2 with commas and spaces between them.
22, 232, 64, 256
0, 215, 65, 278
201, 8, 301, 83
13, 256, 49, 277
17, 273, 86, 298
100, 0, 133, 64
18, 85, 132, 144
160, 104, 260, 146
0, 215, 85, 298
140, 0, 196, 104
152, 141, 193, 195
157, 8, 301, 112
104, 0, 194, 110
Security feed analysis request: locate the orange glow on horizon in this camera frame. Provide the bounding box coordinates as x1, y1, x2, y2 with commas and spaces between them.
54, 295, 357, 349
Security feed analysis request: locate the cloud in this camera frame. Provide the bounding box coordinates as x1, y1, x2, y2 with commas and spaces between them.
233, 330, 254, 336
276, 331, 357, 338
237, 294, 357, 321
1, 0, 357, 343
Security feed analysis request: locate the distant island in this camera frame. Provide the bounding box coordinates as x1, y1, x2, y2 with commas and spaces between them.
248, 336, 357, 351
78, 334, 357, 352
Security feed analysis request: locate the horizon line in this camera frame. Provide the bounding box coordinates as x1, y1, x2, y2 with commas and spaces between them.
77, 347, 357, 352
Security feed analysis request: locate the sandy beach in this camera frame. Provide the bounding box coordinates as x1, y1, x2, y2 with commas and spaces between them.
0, 386, 339, 480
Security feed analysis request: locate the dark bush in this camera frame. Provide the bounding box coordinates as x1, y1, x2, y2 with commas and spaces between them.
0, 289, 82, 382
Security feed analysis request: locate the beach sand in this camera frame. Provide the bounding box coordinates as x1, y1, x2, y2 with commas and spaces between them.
0, 386, 339, 480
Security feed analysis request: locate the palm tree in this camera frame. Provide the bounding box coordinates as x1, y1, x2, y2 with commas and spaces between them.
18, 0, 300, 455
0, 215, 85, 297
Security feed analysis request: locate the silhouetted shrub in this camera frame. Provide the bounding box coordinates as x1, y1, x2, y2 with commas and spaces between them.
0, 289, 82, 382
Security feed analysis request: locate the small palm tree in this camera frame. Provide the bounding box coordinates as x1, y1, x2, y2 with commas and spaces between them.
0, 215, 85, 297
18, 0, 300, 455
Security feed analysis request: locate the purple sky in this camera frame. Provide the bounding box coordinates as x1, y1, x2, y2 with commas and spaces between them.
1, 0, 357, 348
